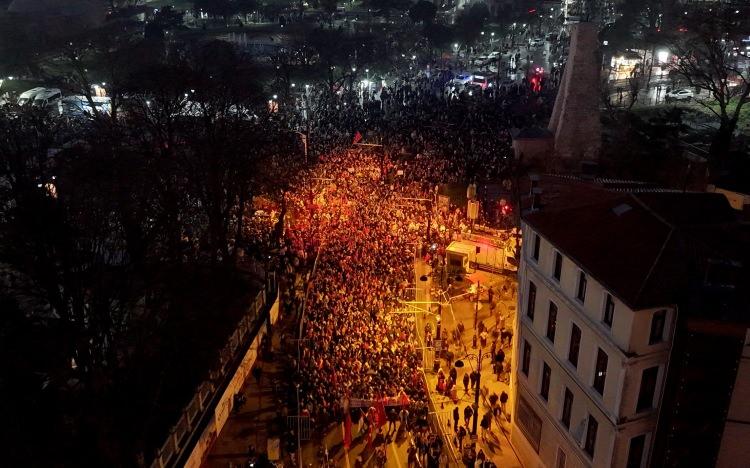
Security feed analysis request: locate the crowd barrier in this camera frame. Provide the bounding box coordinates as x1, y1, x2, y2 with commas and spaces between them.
150, 272, 277, 468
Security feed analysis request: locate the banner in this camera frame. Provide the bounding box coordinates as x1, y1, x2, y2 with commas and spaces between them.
349, 395, 409, 408
343, 413, 352, 449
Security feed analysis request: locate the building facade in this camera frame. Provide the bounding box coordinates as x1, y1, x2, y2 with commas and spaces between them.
512, 222, 671, 468
510, 187, 750, 468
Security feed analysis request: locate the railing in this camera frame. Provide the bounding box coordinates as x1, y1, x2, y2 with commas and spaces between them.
149, 272, 276, 468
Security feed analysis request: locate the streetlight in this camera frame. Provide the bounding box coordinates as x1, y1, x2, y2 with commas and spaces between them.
454, 348, 504, 436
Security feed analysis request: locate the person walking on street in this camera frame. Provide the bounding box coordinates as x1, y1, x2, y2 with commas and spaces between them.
388, 408, 398, 434
463, 373, 470, 394
453, 406, 459, 431
399, 407, 410, 430
480, 413, 490, 441
464, 404, 473, 427
457, 425, 467, 451
470, 370, 479, 392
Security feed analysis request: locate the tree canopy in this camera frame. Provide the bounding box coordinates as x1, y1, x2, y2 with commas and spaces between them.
409, 0, 437, 25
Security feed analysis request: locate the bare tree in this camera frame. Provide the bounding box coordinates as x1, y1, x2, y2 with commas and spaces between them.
670, 9, 750, 159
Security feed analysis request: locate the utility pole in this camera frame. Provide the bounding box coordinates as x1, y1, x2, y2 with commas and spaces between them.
474, 280, 480, 330
472, 346, 482, 436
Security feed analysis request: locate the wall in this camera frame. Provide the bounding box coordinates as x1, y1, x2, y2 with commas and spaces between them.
512, 137, 554, 165
514, 224, 672, 467
716, 329, 750, 468
183, 297, 280, 468
548, 22, 602, 165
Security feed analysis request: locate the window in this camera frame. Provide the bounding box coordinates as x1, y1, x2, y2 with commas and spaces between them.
568, 324, 581, 368
527, 281, 537, 320
593, 348, 608, 395
649, 309, 666, 345
540, 362, 551, 400
546, 302, 558, 342
576, 271, 587, 302
517, 396, 542, 452
561, 387, 573, 429
522, 340, 531, 376
556, 447, 567, 468
637, 366, 659, 412
532, 233, 540, 261
603, 293, 615, 327
553, 251, 562, 280
584, 415, 598, 458
626, 434, 646, 468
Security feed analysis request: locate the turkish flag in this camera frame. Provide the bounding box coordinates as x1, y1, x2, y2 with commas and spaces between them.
365, 424, 372, 447
343, 412, 352, 449
399, 391, 410, 408
352, 131, 363, 144
376, 399, 387, 428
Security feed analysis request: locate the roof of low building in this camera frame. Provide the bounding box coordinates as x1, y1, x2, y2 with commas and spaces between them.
511, 127, 554, 140
524, 186, 747, 311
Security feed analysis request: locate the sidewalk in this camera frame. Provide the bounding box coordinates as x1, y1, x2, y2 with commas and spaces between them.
416, 259, 521, 467
205, 312, 296, 468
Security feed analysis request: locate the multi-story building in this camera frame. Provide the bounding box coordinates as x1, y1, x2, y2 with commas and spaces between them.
510, 181, 750, 468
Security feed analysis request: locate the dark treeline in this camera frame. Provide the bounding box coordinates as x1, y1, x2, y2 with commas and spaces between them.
0, 39, 304, 466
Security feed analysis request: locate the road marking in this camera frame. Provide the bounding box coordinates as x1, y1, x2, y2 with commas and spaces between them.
389, 438, 404, 468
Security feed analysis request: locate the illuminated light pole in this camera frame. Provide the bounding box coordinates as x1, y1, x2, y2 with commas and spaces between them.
454, 349, 504, 436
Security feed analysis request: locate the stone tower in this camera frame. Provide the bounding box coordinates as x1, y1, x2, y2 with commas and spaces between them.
548, 22, 602, 168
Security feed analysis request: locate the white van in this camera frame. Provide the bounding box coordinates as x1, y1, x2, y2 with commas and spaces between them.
17, 87, 45, 105
32, 88, 62, 108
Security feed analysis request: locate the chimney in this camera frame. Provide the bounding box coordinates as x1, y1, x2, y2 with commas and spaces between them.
531, 187, 543, 212
529, 174, 540, 197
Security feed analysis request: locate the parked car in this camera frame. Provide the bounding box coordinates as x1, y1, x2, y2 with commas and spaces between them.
529, 37, 545, 47
471, 72, 496, 89
32, 88, 62, 108
452, 73, 472, 85
665, 88, 694, 102
17, 87, 45, 105
464, 83, 484, 95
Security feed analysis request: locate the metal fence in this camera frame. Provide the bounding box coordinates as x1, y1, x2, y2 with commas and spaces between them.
150, 272, 276, 468
287, 415, 311, 441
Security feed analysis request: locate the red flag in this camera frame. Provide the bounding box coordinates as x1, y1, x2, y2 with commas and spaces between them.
352, 131, 363, 144
343, 413, 352, 449
365, 424, 372, 447
376, 399, 387, 428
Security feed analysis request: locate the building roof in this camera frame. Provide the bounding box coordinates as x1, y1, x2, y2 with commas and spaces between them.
511, 127, 554, 140
524, 189, 744, 310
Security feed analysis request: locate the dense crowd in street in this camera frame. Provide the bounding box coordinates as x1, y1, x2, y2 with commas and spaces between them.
294, 64, 556, 185
256, 60, 554, 466
286, 149, 429, 424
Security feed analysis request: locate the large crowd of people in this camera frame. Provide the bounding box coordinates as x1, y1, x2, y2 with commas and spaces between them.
292, 64, 556, 186
264, 61, 552, 467
286, 149, 430, 424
